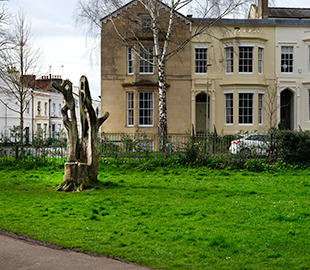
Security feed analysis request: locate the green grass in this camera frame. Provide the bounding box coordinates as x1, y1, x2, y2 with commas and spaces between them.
0, 163, 310, 269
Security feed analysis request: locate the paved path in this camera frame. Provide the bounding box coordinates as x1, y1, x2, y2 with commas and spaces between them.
0, 231, 152, 270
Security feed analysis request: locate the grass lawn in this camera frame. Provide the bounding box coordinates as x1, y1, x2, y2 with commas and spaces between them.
0, 162, 309, 269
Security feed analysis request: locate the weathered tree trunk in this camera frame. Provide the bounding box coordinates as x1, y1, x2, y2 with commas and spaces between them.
52, 77, 109, 191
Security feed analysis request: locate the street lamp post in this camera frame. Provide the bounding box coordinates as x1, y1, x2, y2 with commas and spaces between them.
206, 63, 212, 154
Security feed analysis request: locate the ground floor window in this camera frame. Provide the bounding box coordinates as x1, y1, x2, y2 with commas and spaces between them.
139, 92, 153, 126
308, 90, 310, 121
239, 92, 253, 124
258, 93, 263, 125
225, 93, 233, 124
127, 92, 134, 127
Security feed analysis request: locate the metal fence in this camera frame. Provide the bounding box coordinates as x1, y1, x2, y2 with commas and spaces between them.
0, 129, 268, 163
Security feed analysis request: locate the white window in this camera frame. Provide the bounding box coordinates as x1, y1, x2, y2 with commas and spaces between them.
59, 104, 62, 116
258, 46, 264, 74
37, 101, 41, 116
139, 92, 153, 126
141, 16, 152, 32
127, 92, 134, 127
139, 46, 154, 74
281, 46, 293, 73
239, 45, 254, 73
52, 103, 56, 115
44, 102, 47, 116
195, 46, 208, 74
308, 90, 310, 121
225, 46, 234, 74
225, 92, 233, 124
258, 93, 263, 125
26, 105, 30, 114
308, 46, 310, 73
239, 91, 254, 124
127, 47, 134, 75
37, 123, 41, 130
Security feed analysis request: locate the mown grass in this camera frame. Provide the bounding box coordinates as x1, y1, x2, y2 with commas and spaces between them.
0, 162, 309, 269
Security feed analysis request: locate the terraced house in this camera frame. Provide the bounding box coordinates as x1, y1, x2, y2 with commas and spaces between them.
100, 0, 310, 135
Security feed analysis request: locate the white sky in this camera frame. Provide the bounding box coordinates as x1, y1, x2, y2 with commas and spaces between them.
4, 0, 310, 100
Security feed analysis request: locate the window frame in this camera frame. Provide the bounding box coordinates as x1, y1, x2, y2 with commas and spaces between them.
281, 46, 294, 73
224, 45, 234, 74
308, 89, 310, 122
141, 16, 152, 32
224, 91, 233, 125
44, 102, 48, 116
308, 46, 310, 73
127, 91, 134, 127
238, 90, 254, 125
127, 47, 134, 75
258, 92, 264, 125
37, 101, 41, 116
258, 45, 264, 74
139, 46, 154, 74
138, 91, 154, 127
195, 45, 208, 74
238, 44, 254, 74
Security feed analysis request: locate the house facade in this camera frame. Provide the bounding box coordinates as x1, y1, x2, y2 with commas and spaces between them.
100, 0, 310, 135
190, 20, 276, 134
249, 0, 310, 131
100, 0, 192, 134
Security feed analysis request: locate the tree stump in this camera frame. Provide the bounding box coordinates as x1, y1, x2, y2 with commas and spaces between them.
53, 76, 109, 191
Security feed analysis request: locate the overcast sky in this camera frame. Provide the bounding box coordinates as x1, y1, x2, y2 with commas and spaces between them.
4, 0, 310, 99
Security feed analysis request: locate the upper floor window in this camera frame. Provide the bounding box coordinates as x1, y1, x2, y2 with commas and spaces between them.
44, 102, 48, 116
308, 46, 310, 73
239, 45, 253, 73
37, 101, 41, 116
52, 103, 56, 115
225, 46, 234, 74
59, 104, 62, 116
239, 91, 254, 125
139, 91, 153, 126
26, 105, 30, 114
127, 47, 134, 75
139, 46, 154, 74
195, 46, 208, 74
258, 46, 264, 74
281, 46, 293, 73
141, 16, 152, 32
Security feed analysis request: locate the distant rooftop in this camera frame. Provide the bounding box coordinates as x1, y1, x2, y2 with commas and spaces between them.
268, 7, 310, 19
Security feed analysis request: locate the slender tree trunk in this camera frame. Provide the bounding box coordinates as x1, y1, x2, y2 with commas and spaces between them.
158, 62, 167, 152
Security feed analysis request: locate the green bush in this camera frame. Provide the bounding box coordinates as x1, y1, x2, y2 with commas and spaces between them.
275, 130, 310, 164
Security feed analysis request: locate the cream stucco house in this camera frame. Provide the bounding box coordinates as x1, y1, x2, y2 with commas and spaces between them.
100, 0, 310, 135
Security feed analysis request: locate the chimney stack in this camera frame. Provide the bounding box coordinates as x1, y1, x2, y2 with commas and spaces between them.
258, 0, 268, 19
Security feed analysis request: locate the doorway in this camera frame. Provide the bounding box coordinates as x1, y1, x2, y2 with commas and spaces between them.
195, 93, 209, 133
280, 89, 294, 130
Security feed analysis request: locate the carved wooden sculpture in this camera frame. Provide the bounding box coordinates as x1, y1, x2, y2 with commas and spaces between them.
52, 76, 109, 191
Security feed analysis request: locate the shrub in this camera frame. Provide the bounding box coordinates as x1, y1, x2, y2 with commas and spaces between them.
275, 130, 310, 164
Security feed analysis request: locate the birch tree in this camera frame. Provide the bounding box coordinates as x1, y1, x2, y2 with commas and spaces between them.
75, 0, 251, 149
0, 10, 44, 139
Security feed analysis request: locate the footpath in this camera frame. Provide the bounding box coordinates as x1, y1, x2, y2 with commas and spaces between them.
0, 230, 152, 270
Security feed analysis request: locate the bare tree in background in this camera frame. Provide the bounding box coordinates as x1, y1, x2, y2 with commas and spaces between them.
75, 0, 251, 150
0, 10, 44, 140
0, 0, 9, 50
263, 76, 278, 130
